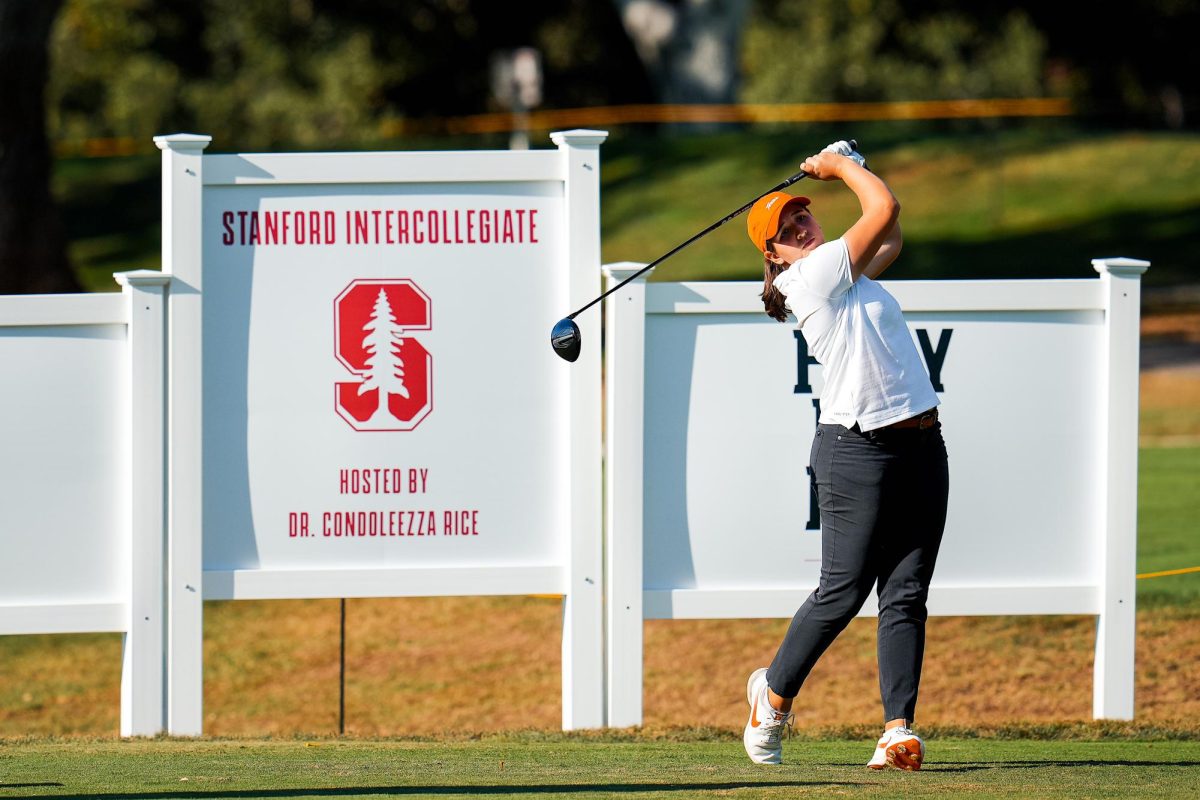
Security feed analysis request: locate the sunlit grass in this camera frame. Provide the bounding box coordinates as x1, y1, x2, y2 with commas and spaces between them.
2, 737, 1199, 798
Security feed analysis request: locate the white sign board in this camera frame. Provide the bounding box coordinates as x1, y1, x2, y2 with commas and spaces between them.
604, 263, 1146, 726
200, 184, 567, 573
158, 132, 608, 734
641, 306, 1105, 600
0, 301, 129, 620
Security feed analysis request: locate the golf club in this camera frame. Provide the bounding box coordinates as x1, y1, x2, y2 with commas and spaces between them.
550, 140, 856, 362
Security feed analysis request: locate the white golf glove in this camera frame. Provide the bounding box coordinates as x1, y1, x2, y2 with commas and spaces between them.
822, 140, 866, 168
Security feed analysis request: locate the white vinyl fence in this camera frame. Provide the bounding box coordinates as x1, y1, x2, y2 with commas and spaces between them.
603, 258, 1148, 727
0, 129, 1148, 735
0, 274, 168, 735
0, 130, 608, 735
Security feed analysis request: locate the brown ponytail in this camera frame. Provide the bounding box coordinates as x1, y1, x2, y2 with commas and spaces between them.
761, 251, 790, 322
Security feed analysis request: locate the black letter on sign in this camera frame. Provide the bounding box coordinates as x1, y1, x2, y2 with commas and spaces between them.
807, 398, 821, 531
794, 330, 819, 394
916, 329, 952, 392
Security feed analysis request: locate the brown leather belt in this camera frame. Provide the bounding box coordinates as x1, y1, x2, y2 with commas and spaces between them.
884, 408, 939, 430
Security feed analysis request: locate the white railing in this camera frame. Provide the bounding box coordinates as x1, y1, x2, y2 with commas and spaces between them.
0, 272, 168, 735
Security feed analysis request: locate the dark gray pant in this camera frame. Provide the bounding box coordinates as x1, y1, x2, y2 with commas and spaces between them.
766, 421, 949, 723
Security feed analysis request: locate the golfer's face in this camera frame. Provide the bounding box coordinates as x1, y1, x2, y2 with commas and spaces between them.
770, 204, 824, 264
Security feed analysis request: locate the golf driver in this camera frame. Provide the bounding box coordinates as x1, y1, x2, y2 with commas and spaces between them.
550, 140, 856, 362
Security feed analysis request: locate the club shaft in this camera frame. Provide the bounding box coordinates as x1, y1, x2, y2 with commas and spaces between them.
567, 171, 808, 320
565, 138, 856, 321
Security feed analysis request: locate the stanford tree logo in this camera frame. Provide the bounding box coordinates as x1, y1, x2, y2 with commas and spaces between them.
334, 279, 432, 431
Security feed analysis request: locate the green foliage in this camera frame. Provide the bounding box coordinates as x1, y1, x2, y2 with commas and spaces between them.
44, 0, 651, 151
38, 0, 1200, 154
49, 0, 181, 141
182, 2, 389, 149
741, 0, 1047, 103
49, 0, 392, 149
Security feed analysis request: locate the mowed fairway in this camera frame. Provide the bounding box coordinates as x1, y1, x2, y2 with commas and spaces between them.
2, 737, 1199, 799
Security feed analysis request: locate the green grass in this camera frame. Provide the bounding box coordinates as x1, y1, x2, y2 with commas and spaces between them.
1, 736, 1198, 799
1138, 447, 1200, 606
598, 123, 1200, 288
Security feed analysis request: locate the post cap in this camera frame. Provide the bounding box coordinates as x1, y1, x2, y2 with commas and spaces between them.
1092, 257, 1150, 277
603, 262, 653, 283
550, 129, 609, 147
153, 133, 213, 152
114, 270, 172, 288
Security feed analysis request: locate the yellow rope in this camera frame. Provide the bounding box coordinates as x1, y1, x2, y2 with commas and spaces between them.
58, 98, 1074, 157
1137, 565, 1200, 580
391, 98, 1073, 136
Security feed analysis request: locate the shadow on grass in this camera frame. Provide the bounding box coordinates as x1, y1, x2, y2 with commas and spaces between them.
20, 780, 864, 799
831, 759, 1200, 771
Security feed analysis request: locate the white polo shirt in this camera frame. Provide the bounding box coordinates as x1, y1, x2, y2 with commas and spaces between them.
773, 237, 939, 431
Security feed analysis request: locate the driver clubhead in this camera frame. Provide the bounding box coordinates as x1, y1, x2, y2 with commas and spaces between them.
551, 317, 581, 362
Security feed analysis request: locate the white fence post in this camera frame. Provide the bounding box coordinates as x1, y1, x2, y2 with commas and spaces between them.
1092, 256, 1148, 720
115, 270, 170, 736
551, 129, 608, 729
154, 133, 211, 735
604, 263, 652, 728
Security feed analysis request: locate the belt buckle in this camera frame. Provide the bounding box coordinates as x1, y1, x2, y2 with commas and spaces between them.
917, 411, 936, 430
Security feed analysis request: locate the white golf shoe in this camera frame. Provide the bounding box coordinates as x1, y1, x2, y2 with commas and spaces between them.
867, 726, 924, 770
743, 668, 793, 765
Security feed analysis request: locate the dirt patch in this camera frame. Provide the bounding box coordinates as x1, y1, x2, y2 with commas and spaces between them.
4, 599, 1194, 737
1143, 312, 1200, 342
1142, 311, 1200, 373
200, 601, 1200, 735
644, 609, 1199, 731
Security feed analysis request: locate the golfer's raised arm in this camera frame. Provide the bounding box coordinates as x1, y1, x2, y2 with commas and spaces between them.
801, 152, 900, 281
862, 221, 902, 280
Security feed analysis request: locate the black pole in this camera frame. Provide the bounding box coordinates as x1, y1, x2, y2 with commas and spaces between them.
339, 598, 346, 735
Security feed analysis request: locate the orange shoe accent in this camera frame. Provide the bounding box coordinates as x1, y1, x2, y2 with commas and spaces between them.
750, 695, 761, 728
886, 738, 924, 771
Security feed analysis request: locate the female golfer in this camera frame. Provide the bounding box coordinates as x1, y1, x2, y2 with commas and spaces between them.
741, 142, 949, 770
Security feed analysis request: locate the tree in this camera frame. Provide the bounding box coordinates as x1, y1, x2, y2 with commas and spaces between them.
358, 288, 410, 424
1019, 0, 1198, 127
44, 0, 654, 151
741, 0, 1046, 105
0, 0, 78, 293
49, 0, 183, 144
613, 0, 750, 104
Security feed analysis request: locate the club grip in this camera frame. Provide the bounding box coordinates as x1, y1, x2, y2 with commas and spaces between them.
780, 138, 860, 188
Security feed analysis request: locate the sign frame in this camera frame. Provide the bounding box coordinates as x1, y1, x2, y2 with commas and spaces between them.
603, 259, 1148, 727
156, 131, 607, 734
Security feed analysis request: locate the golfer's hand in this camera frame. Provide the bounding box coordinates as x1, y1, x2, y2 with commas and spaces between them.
800, 151, 853, 181
822, 140, 867, 168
